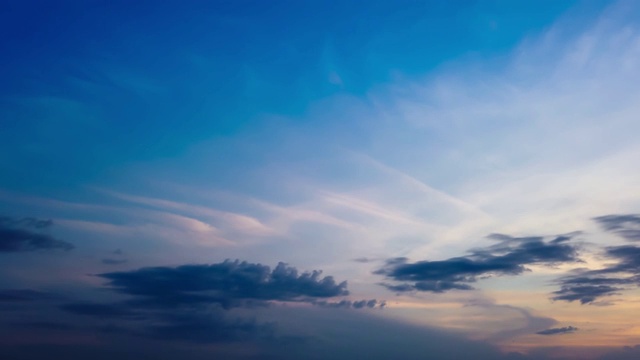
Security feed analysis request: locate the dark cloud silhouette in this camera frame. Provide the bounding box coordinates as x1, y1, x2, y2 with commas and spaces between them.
98, 260, 348, 308
552, 245, 640, 304
0, 217, 73, 252
102, 248, 127, 265
312, 298, 385, 309
0, 217, 53, 229
376, 233, 580, 293
536, 326, 578, 335
552, 283, 623, 304
594, 214, 640, 241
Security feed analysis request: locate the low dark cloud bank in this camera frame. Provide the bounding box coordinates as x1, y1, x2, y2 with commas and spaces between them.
0, 216, 73, 252
376, 233, 580, 293
55, 260, 369, 344
536, 326, 578, 335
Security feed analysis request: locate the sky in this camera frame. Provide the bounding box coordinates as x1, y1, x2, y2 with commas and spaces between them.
2, 0, 640, 359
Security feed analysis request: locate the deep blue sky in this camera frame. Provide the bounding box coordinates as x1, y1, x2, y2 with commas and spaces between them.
2, 1, 640, 359
1, 0, 586, 193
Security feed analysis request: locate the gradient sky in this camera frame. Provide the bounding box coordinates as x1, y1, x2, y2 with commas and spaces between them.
2, 1, 640, 359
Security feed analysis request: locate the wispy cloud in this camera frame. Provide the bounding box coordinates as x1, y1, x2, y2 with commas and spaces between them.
0, 217, 73, 252
376, 232, 580, 293
536, 326, 578, 336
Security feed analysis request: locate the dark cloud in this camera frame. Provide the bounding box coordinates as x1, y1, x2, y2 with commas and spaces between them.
376, 233, 580, 293
98, 260, 348, 308
536, 326, 578, 335
0, 216, 73, 252
102, 248, 127, 265
0, 217, 53, 229
54, 261, 354, 345
552, 245, 640, 304
552, 283, 623, 304
312, 298, 385, 309
594, 214, 640, 241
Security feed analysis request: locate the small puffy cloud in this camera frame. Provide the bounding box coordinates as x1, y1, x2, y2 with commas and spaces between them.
376, 233, 580, 293
536, 326, 578, 335
0, 217, 73, 252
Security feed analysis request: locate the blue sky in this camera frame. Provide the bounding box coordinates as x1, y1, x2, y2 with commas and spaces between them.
2, 1, 640, 359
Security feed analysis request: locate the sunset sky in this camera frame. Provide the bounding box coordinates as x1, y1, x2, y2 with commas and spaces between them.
2, 1, 640, 359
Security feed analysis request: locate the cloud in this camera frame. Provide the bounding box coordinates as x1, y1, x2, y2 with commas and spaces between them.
53, 260, 366, 345
551, 283, 623, 304
594, 214, 640, 241
0, 217, 73, 252
98, 260, 348, 308
376, 233, 580, 293
0, 217, 53, 229
536, 326, 578, 335
552, 245, 640, 304
311, 298, 385, 309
